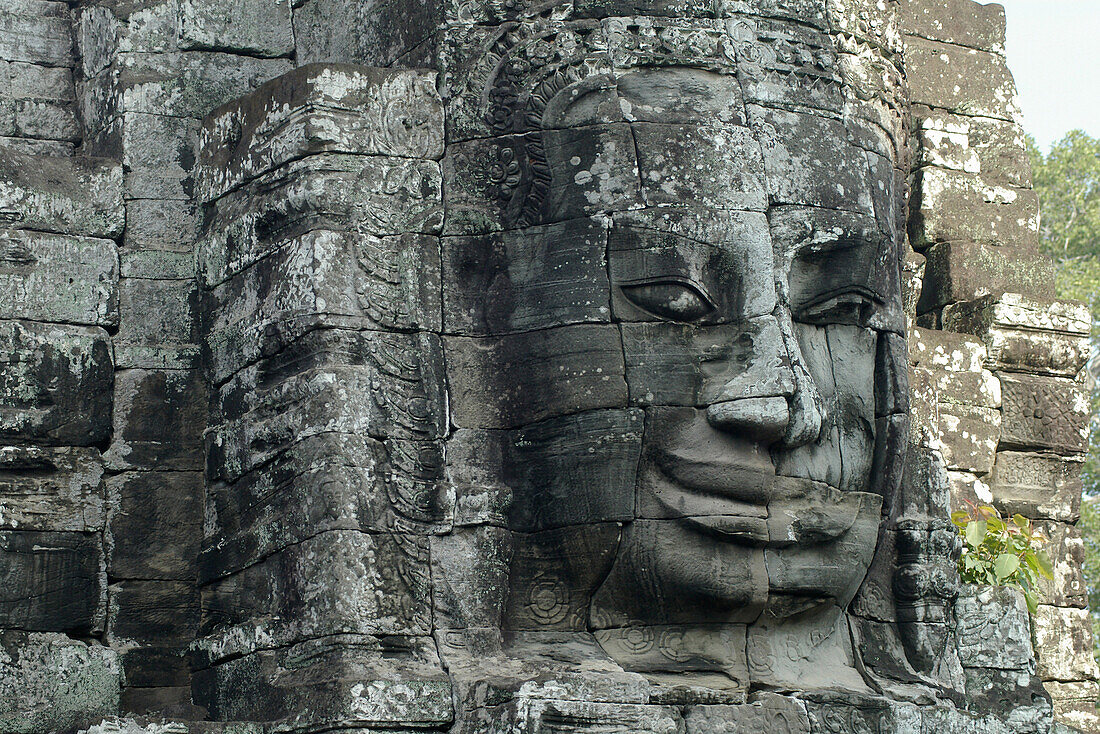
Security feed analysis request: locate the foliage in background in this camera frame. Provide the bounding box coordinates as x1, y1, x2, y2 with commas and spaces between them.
952, 502, 1054, 614
1027, 130, 1100, 650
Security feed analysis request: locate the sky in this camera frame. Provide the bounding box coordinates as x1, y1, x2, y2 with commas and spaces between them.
997, 0, 1100, 151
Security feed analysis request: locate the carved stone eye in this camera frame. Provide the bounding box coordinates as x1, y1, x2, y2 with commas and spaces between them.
620, 280, 715, 322
796, 290, 877, 325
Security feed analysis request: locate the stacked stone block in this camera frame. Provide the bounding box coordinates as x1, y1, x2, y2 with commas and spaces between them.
191, 64, 454, 729
900, 1, 1100, 729
70, 1, 292, 715
0, 148, 123, 728
0, 0, 81, 156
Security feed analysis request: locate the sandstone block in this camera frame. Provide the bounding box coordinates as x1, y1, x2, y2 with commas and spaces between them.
1033, 605, 1100, 682
106, 471, 201, 581
969, 116, 1033, 189
208, 329, 447, 480
0, 6, 73, 67
104, 368, 207, 472
178, 0, 293, 57
942, 294, 1089, 377
0, 631, 121, 734
201, 530, 431, 649
917, 240, 1054, 312
192, 634, 452, 727
201, 432, 452, 579
0, 320, 113, 447
445, 325, 628, 429
936, 402, 999, 474
0, 445, 105, 532
197, 64, 444, 201
86, 51, 292, 124
903, 36, 1020, 121
989, 452, 1083, 523
900, 0, 1006, 52
114, 277, 198, 369
0, 149, 123, 238
294, 0, 439, 67
1033, 521, 1087, 609
910, 168, 1040, 250
123, 198, 199, 253
443, 219, 611, 336
962, 667, 1052, 734
1045, 680, 1100, 734
197, 153, 443, 288
0, 230, 118, 327
0, 530, 102, 632
999, 374, 1088, 455
909, 326, 986, 372
106, 580, 199, 647
955, 585, 1033, 670
204, 230, 441, 382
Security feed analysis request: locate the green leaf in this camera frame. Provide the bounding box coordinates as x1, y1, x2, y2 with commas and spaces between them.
1024, 590, 1039, 616
994, 553, 1020, 579
966, 520, 988, 547
1035, 549, 1055, 580
1013, 514, 1030, 529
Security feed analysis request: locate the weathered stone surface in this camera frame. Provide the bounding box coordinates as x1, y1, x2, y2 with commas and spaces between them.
294, 0, 439, 67
0, 5, 73, 67
197, 153, 443, 288
106, 471, 200, 581
0, 530, 102, 632
208, 329, 446, 481
0, 230, 117, 327
445, 325, 628, 429
0, 445, 105, 532
917, 240, 1055, 312
684, 695, 810, 733
106, 580, 199, 647
1033, 605, 1100, 682
942, 294, 1090, 377
999, 374, 1089, 455
903, 36, 1021, 121
202, 432, 452, 578
910, 168, 1041, 250
969, 116, 1033, 189
202, 530, 430, 654
443, 218, 610, 336
1032, 521, 1087, 609
114, 277, 198, 369
936, 402, 1000, 474
0, 631, 121, 734
204, 230, 441, 382
0, 320, 113, 447
989, 452, 1084, 523
104, 369, 206, 472
124, 198, 199, 253
900, 0, 1005, 52
81, 51, 292, 128
178, 0, 294, 57
955, 585, 1033, 671
963, 667, 1052, 734
750, 105, 873, 215
0, 149, 122, 238
909, 326, 987, 373
193, 634, 452, 728
1045, 681, 1100, 734
197, 64, 444, 201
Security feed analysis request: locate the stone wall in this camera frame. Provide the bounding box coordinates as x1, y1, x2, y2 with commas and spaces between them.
0, 0, 1096, 732
898, 2, 1100, 730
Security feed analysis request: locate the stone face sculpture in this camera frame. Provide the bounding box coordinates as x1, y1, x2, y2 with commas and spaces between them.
2, 0, 1092, 731
433, 11, 905, 694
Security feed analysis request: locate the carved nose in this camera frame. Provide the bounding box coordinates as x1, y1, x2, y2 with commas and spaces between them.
706, 397, 790, 445
705, 312, 826, 448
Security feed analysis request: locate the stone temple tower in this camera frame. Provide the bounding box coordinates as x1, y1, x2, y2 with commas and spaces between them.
0, 0, 1097, 732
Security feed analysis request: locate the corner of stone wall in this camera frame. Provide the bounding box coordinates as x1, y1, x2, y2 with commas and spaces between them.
899, 1, 1100, 730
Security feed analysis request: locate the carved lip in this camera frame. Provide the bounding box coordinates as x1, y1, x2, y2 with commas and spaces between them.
651, 447, 775, 506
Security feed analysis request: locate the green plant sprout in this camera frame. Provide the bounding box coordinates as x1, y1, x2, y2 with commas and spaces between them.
951, 501, 1055, 614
